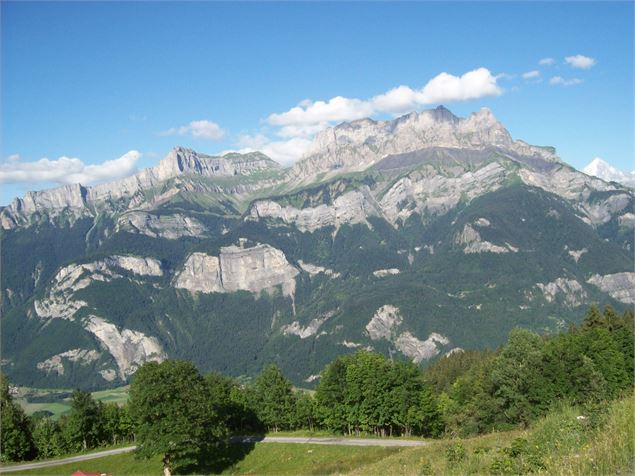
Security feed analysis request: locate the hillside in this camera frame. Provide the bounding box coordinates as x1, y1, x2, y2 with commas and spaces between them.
1, 106, 633, 389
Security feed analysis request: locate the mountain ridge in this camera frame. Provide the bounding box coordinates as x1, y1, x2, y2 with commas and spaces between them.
1, 106, 633, 389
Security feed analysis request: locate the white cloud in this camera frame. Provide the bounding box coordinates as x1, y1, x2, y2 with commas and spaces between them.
0, 150, 141, 185
549, 76, 582, 86
417, 68, 502, 104
237, 134, 312, 166
522, 70, 541, 80
267, 96, 374, 127
565, 54, 596, 69
539, 57, 555, 66
161, 120, 225, 140
371, 85, 422, 114
266, 67, 502, 135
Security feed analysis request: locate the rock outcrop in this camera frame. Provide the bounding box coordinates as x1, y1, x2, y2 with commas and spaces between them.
85, 316, 165, 379
365, 305, 449, 363
455, 222, 518, 254
116, 212, 207, 239
34, 256, 166, 379
174, 243, 299, 298
373, 268, 400, 278
281, 311, 336, 339
535, 278, 587, 307
587, 272, 635, 304
395, 332, 450, 363
248, 190, 375, 232
35, 256, 163, 321
37, 349, 101, 376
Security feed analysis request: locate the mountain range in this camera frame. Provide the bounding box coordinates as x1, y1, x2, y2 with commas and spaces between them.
1, 106, 633, 389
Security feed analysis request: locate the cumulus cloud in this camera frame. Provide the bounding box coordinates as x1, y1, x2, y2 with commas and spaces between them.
161, 120, 225, 140
267, 96, 374, 128
539, 57, 555, 66
266, 67, 502, 134
549, 76, 583, 86
565, 54, 596, 69
522, 70, 541, 80
0, 150, 141, 185
416, 68, 502, 104
236, 134, 312, 166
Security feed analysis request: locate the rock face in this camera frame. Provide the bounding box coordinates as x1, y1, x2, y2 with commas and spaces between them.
174, 244, 299, 297
37, 349, 100, 376
366, 305, 403, 341
365, 305, 449, 363
587, 273, 635, 304
373, 268, 400, 278
536, 278, 587, 307
85, 316, 165, 379
116, 212, 207, 239
378, 161, 509, 223
35, 256, 163, 321
455, 222, 518, 254
281, 311, 336, 339
395, 332, 450, 363
34, 256, 166, 379
173, 253, 223, 293
249, 190, 375, 232
297, 260, 340, 278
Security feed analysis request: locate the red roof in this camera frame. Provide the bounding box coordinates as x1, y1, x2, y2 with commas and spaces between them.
71, 471, 103, 476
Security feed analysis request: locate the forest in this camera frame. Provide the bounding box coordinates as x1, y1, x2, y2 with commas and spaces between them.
1, 305, 632, 475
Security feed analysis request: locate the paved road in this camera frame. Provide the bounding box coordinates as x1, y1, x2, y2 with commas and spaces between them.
0, 446, 136, 473
0, 436, 428, 473
232, 436, 429, 447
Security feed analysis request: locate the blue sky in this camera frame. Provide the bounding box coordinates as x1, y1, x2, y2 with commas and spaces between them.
1, 1, 633, 205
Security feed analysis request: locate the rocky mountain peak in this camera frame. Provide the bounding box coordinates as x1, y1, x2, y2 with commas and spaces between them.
290, 106, 543, 184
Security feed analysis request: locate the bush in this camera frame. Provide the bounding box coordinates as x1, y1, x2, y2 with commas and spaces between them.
445, 442, 467, 464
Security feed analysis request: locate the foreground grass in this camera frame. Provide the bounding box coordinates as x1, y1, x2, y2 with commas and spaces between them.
539, 395, 634, 475
10, 444, 401, 475
349, 395, 635, 476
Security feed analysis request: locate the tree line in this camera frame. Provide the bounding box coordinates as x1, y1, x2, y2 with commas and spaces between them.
1, 305, 632, 475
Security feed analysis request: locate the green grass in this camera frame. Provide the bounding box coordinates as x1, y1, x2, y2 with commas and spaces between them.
6, 452, 159, 476
15, 386, 129, 420
9, 444, 401, 476
222, 443, 401, 475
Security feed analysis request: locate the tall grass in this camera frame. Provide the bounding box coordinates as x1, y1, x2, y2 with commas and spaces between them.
540, 395, 634, 475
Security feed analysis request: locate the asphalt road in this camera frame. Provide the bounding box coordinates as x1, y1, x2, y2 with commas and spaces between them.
0, 446, 137, 473
0, 436, 429, 473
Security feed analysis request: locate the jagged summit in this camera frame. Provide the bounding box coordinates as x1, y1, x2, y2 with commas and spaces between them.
290, 105, 557, 183
155, 146, 280, 180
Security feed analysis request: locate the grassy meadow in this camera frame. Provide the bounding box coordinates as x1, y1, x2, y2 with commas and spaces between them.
14, 386, 128, 420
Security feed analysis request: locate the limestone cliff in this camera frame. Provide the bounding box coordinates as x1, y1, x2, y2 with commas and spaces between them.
174, 243, 299, 298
